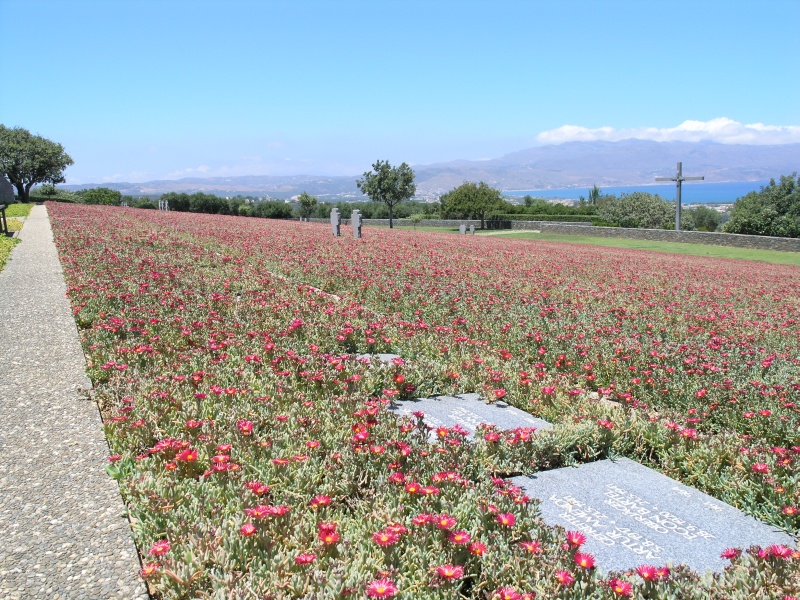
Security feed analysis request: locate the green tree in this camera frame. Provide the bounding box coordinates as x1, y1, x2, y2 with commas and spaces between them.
588, 184, 601, 205
723, 174, 800, 238
0, 125, 74, 202
79, 187, 122, 205
597, 191, 674, 229
440, 181, 508, 228
687, 205, 722, 232
297, 191, 318, 219
356, 160, 416, 228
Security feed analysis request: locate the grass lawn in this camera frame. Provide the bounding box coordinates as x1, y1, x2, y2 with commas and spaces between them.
3, 203, 34, 217
0, 236, 19, 272
366, 224, 800, 266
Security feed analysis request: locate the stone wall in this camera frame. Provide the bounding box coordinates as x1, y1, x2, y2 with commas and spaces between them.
307, 217, 800, 253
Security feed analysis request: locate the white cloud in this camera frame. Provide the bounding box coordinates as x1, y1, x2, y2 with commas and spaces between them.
165, 165, 211, 178
536, 118, 800, 145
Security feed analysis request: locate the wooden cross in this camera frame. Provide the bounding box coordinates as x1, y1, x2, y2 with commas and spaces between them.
655, 162, 704, 231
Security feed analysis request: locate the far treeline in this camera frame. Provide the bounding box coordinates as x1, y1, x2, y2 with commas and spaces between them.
2, 124, 798, 237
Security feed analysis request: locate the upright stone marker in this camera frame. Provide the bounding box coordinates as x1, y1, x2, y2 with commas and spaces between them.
470, 224, 475, 235
390, 393, 552, 439
459, 224, 466, 235
511, 457, 795, 574
330, 207, 341, 237
352, 209, 363, 238
0, 177, 14, 205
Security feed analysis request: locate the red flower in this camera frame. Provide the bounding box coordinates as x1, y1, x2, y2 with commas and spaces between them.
435, 514, 457, 530
469, 541, 488, 556
518, 540, 542, 554
635, 565, 658, 580
608, 578, 633, 597
149, 539, 170, 556
294, 553, 316, 565
175, 448, 198, 462
372, 530, 400, 547
752, 463, 770, 474
365, 577, 398, 598
493, 388, 507, 399
566, 530, 586, 548
239, 522, 257, 536
435, 564, 464, 581
493, 587, 521, 600
554, 570, 575, 586
309, 494, 332, 508
574, 553, 595, 569
139, 563, 159, 579
448, 530, 471, 545
318, 522, 340, 545
782, 506, 798, 516
496, 512, 516, 527
721, 548, 741, 560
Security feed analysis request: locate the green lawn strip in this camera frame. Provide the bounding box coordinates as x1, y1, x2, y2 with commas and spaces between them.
473, 230, 800, 266
3, 203, 34, 217
0, 236, 19, 272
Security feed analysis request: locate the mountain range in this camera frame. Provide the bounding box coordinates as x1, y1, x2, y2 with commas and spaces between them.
62, 140, 800, 199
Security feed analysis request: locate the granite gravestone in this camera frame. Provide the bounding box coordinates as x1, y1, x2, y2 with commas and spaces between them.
470, 224, 475, 235
389, 393, 552, 439
330, 208, 341, 237
356, 353, 402, 365
1, 177, 15, 205
352, 209, 362, 238
511, 457, 796, 574
459, 224, 466, 235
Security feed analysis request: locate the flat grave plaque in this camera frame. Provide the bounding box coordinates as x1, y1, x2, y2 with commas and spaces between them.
356, 353, 402, 365
511, 457, 796, 574
389, 393, 552, 439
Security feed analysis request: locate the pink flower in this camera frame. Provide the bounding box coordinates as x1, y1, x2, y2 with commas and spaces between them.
435, 514, 457, 530
518, 540, 543, 554
608, 578, 633, 596
294, 553, 316, 565
721, 548, 741, 560
239, 522, 257, 537
566, 530, 586, 548
495, 512, 516, 527
372, 530, 400, 547
365, 577, 398, 598
435, 564, 464, 581
493, 587, 521, 600
139, 563, 159, 579
636, 565, 658, 580
555, 570, 575, 586
574, 552, 595, 569
149, 539, 170, 556
447, 530, 471, 545
469, 541, 487, 556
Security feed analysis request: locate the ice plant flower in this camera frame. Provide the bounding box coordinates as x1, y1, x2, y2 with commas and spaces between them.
469, 541, 488, 556
493, 587, 521, 600
435, 514, 457, 530
139, 563, 159, 579
372, 529, 400, 547
318, 522, 340, 545
365, 577, 398, 598
574, 553, 595, 569
435, 564, 464, 581
294, 553, 316, 565
239, 522, 257, 536
608, 578, 633, 596
448, 530, 471, 545
555, 570, 575, 586
496, 512, 516, 527
518, 540, 543, 554
149, 539, 170, 556
566, 530, 586, 548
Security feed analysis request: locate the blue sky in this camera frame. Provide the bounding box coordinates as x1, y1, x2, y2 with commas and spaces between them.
2, 0, 799, 184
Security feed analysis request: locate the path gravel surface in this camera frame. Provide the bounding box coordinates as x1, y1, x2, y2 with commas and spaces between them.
0, 205, 148, 599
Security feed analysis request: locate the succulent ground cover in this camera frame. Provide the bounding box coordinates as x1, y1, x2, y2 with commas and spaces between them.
48, 203, 799, 599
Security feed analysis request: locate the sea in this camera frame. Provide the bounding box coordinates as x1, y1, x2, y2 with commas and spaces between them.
503, 180, 771, 204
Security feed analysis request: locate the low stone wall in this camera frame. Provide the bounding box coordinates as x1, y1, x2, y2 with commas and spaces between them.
307, 217, 800, 253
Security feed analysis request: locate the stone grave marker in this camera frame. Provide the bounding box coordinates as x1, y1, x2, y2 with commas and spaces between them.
0, 177, 14, 205
470, 224, 475, 235
356, 353, 402, 365
459, 224, 466, 235
511, 457, 795, 574
330, 208, 341, 237
352, 209, 363, 238
389, 393, 552, 439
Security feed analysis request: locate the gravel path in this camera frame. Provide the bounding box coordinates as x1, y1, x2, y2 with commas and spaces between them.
0, 206, 148, 599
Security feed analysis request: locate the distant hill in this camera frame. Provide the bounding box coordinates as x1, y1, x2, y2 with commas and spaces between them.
61, 140, 800, 198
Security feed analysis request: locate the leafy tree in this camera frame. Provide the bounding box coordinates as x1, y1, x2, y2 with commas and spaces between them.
79, 187, 122, 205
39, 183, 58, 198
0, 125, 74, 202
723, 174, 800, 238
440, 181, 509, 228
252, 200, 294, 219
297, 191, 318, 219
596, 191, 674, 229
356, 160, 416, 228
687, 205, 722, 232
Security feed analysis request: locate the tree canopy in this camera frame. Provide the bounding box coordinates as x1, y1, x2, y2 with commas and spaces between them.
296, 192, 318, 219
596, 192, 674, 229
79, 187, 122, 205
723, 174, 800, 238
440, 181, 508, 228
356, 160, 416, 228
0, 125, 73, 202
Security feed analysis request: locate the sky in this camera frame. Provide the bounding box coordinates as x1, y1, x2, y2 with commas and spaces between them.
1, 0, 799, 184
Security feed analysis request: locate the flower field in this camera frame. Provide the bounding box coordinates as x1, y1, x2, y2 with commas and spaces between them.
49, 203, 799, 599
